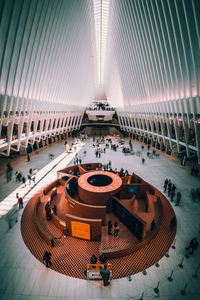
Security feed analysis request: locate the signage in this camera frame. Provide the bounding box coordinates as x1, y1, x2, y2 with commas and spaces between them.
71, 221, 90, 240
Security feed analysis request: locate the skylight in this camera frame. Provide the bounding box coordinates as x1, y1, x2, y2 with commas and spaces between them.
93, 0, 110, 86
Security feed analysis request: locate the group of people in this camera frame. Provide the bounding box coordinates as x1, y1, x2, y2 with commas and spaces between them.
89, 254, 110, 286
15, 168, 37, 187
93, 137, 119, 157
6, 162, 37, 187
163, 178, 181, 206
27, 168, 37, 184
107, 220, 120, 238
90, 253, 107, 264
119, 168, 129, 177
73, 154, 82, 165
45, 201, 57, 221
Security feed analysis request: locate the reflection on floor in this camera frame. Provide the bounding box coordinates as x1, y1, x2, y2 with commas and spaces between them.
0, 137, 200, 299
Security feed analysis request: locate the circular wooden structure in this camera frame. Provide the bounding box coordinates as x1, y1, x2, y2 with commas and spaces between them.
78, 170, 122, 207
21, 163, 176, 279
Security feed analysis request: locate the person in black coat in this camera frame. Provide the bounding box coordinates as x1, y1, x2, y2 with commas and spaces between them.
175, 192, 181, 206
90, 254, 97, 264
108, 220, 112, 235
42, 251, 52, 267
99, 253, 107, 264
100, 264, 110, 286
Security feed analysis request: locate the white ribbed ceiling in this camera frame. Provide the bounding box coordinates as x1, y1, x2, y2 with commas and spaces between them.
104, 0, 200, 108
0, 0, 200, 112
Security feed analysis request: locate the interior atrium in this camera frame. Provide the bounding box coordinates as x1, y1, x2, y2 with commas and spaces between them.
0, 1, 200, 299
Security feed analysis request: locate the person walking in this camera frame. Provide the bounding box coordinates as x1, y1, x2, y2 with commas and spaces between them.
170, 190, 175, 202
32, 168, 37, 183
6, 163, 13, 182
28, 173, 32, 185
17, 194, 23, 209
175, 192, 181, 206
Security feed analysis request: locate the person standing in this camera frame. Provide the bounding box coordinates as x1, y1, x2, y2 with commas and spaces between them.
22, 176, 26, 187
28, 173, 32, 185
175, 192, 181, 206
26, 149, 30, 162
114, 222, 119, 238
90, 254, 97, 264
164, 178, 168, 193
53, 204, 57, 215
167, 180, 172, 197
42, 251, 52, 268
17, 194, 23, 209
107, 220, 112, 235
100, 264, 110, 286
172, 184, 176, 193
99, 253, 107, 264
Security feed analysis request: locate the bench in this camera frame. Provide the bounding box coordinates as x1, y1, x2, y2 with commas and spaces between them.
43, 179, 60, 195
34, 196, 54, 247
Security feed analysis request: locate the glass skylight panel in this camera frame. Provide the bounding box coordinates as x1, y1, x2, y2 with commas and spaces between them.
93, 0, 110, 86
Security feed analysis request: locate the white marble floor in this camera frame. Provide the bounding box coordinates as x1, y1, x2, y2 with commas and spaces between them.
0, 137, 200, 300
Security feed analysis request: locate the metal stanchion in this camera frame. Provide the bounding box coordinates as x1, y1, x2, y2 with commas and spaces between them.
178, 256, 185, 268
142, 269, 147, 275
180, 283, 187, 296
165, 250, 170, 258
155, 261, 160, 268
168, 270, 174, 282
192, 263, 200, 279
172, 239, 176, 249
154, 281, 160, 295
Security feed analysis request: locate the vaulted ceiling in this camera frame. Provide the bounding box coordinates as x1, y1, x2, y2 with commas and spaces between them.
0, 0, 199, 113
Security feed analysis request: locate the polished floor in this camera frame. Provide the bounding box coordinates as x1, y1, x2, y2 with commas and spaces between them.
0, 137, 200, 300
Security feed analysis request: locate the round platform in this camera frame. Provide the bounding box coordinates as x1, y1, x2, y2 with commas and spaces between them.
21, 163, 176, 280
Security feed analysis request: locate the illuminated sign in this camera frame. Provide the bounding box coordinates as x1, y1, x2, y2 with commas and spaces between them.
71, 221, 90, 240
